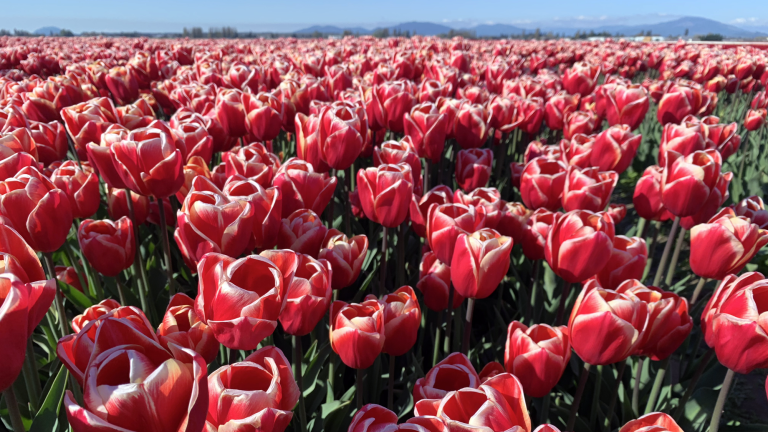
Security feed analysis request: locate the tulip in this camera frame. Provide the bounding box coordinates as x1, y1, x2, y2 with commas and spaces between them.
50, 160, 100, 219
375, 80, 417, 133
319, 229, 369, 290
348, 404, 399, 432
195, 252, 291, 350
661, 149, 724, 218
563, 110, 597, 140
277, 209, 328, 258
633, 165, 672, 221
330, 298, 385, 369
455, 148, 493, 192
174, 177, 255, 269
568, 280, 649, 365
0, 128, 38, 165
318, 103, 366, 170
689, 208, 768, 280
215, 88, 248, 138
657, 118, 707, 167
413, 352, 480, 402
732, 195, 768, 229
454, 103, 490, 149
544, 91, 580, 131
451, 229, 512, 300
224, 175, 283, 251
55, 265, 85, 292
404, 102, 449, 162
61, 97, 118, 159
0, 152, 37, 182
603, 83, 650, 130
223, 142, 280, 188
426, 203, 486, 264
595, 236, 648, 290
504, 321, 571, 397
110, 127, 184, 198
546, 210, 614, 283
563, 62, 600, 95
0, 274, 55, 392
78, 217, 135, 277
488, 95, 523, 133
419, 80, 453, 104
374, 138, 422, 187
678, 168, 732, 230
29, 120, 68, 165
0, 223, 47, 283
273, 158, 337, 218
657, 83, 702, 125
176, 156, 211, 201
519, 157, 567, 211
417, 251, 464, 311
86, 124, 130, 189
107, 187, 149, 225
105, 66, 140, 105
592, 125, 642, 174
704, 119, 741, 160
158, 293, 220, 364
374, 286, 421, 356
357, 164, 413, 228
615, 280, 692, 360
559, 134, 595, 169
562, 166, 618, 212
117, 98, 155, 130
63, 318, 208, 432
172, 122, 214, 164
243, 91, 284, 142
496, 202, 531, 244
453, 188, 503, 229
278, 254, 332, 336
619, 412, 684, 432
296, 112, 331, 173
410, 185, 453, 238
744, 108, 766, 131
0, 166, 73, 253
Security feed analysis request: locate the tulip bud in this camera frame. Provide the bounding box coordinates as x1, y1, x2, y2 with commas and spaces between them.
496, 202, 531, 244
657, 82, 703, 125
520, 157, 567, 211
157, 293, 219, 364
273, 158, 337, 218
330, 298, 385, 369
562, 166, 618, 212
454, 103, 490, 149
563, 62, 600, 96
404, 102, 449, 163
455, 148, 493, 192
243, 91, 284, 142
521, 209, 561, 261
563, 110, 597, 140
745, 108, 767, 131
545, 210, 614, 283
78, 217, 135, 277
451, 229, 512, 300
544, 91, 580, 131
357, 164, 413, 228
319, 229, 368, 290
504, 321, 571, 397
603, 83, 650, 130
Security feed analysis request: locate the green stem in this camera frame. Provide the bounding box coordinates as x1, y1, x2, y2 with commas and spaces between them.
604, 360, 627, 431
2, 387, 25, 432
590, 365, 603, 428
526, 260, 541, 324
674, 349, 715, 420
22, 339, 41, 413
397, 223, 406, 288
356, 368, 364, 410
555, 281, 572, 326
567, 363, 591, 432
126, 190, 150, 313
43, 252, 69, 337
432, 310, 443, 367
444, 285, 455, 355
63, 242, 92, 299
708, 369, 736, 432
293, 336, 307, 432
540, 392, 551, 426
115, 277, 127, 306
379, 226, 388, 296
156, 197, 175, 296
653, 217, 680, 287
691, 277, 708, 305
663, 228, 687, 288
387, 354, 396, 409
645, 358, 669, 414
632, 357, 644, 416
344, 166, 352, 236
642, 221, 661, 283
461, 298, 475, 355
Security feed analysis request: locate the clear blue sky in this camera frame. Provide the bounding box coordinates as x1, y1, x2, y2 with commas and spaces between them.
2, 0, 767, 33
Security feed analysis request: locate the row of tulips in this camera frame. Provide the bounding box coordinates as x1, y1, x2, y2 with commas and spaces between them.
0, 34, 768, 432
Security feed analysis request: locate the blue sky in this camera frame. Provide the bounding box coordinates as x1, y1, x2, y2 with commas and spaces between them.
2, 0, 768, 33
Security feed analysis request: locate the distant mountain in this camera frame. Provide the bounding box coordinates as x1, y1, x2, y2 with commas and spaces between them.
34, 26, 61, 35
293, 25, 370, 35
590, 17, 766, 38
471, 24, 527, 37
374, 21, 454, 36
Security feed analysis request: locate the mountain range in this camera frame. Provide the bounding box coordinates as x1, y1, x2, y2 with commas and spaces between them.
293, 16, 767, 38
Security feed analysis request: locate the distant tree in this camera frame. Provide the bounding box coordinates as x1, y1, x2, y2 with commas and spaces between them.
646, 30, 652, 36
0, 29, 10, 36
373, 28, 390, 38
700, 33, 723, 41
311, 30, 322, 38
342, 29, 352, 36
13, 29, 32, 36
59, 29, 74, 37
534, 28, 541, 39
684, 28, 689, 36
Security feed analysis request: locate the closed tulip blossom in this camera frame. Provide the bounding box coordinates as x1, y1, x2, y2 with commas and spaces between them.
373, 80, 417, 133
277, 209, 328, 258
172, 122, 214, 164
658, 118, 707, 167
704, 119, 741, 160
206, 346, 299, 432
520, 209, 561, 261
278, 254, 332, 336
195, 252, 292, 350
592, 125, 642, 174
520, 157, 567, 211
453, 188, 503, 229
78, 217, 135, 277
427, 203, 486, 264
633, 165, 672, 221
273, 158, 337, 218
562, 166, 618, 212
732, 195, 768, 229
455, 148, 493, 192
689, 208, 768, 280
318, 103, 366, 171
105, 66, 140, 105
504, 321, 571, 397
330, 298, 385, 369
319, 229, 369, 290
296, 111, 331, 173
563, 110, 597, 140
661, 149, 724, 218
110, 127, 184, 198
86, 123, 130, 189
373, 286, 422, 356
545, 210, 614, 283
403, 102, 449, 162
563, 62, 600, 95
224, 175, 282, 251
569, 280, 649, 365
595, 236, 648, 290
0, 223, 47, 283
214, 88, 248, 138
107, 187, 149, 225
0, 273, 55, 392
496, 202, 532, 244
615, 280, 692, 360
410, 185, 453, 238
50, 160, 101, 219
157, 293, 220, 364
62, 317, 208, 431
744, 108, 767, 131
454, 103, 490, 149
657, 83, 703, 125
374, 138, 422, 188
451, 228, 512, 300
0, 166, 73, 253
413, 352, 480, 402
417, 251, 464, 312
544, 91, 580, 131
619, 413, 684, 432
242, 91, 284, 142
29, 120, 68, 165
603, 83, 650, 130
357, 163, 413, 228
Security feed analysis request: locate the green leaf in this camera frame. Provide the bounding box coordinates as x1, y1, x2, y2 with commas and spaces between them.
29, 365, 68, 432
57, 281, 93, 311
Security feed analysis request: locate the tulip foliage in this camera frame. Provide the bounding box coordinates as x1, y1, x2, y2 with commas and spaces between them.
1, 34, 768, 432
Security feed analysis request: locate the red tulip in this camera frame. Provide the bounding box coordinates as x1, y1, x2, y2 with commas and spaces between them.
744, 108, 767, 131
702, 272, 764, 349
426, 203, 486, 264
657, 83, 703, 125
62, 317, 208, 432
417, 251, 464, 311
563, 110, 597, 140
454, 103, 490, 149
375, 286, 421, 356
521, 209, 561, 261
375, 80, 417, 133
86, 123, 130, 189
0, 166, 73, 253
348, 405, 401, 432
105, 66, 140, 105
61, 97, 118, 159
318, 103, 366, 170
661, 149, 724, 218
544, 91, 580, 131
0, 274, 55, 392
195, 251, 292, 350
319, 229, 369, 290
455, 148, 492, 192
689, 208, 768, 280
374, 138, 421, 186
414, 352, 480, 402
174, 177, 255, 269
29, 120, 68, 165
223, 142, 280, 188
410, 185, 453, 238
357, 163, 413, 228
277, 209, 328, 258
594, 236, 648, 290
453, 187, 503, 229
273, 158, 337, 218
633, 165, 672, 221
117, 98, 155, 130
520, 157, 567, 211
563, 62, 600, 96
278, 254, 332, 336
215, 88, 248, 138
78, 217, 135, 277
404, 102, 449, 163
111, 127, 184, 198
704, 118, 741, 160
419, 79, 453, 103
615, 280, 692, 360
0, 223, 46, 283
619, 413, 683, 432
243, 91, 284, 142
172, 122, 214, 164
592, 125, 642, 174
451, 228, 512, 300
497, 202, 531, 244
658, 118, 708, 167
562, 166, 618, 212
107, 187, 149, 225
546, 210, 614, 283
158, 293, 220, 364
603, 83, 650, 130
488, 95, 523, 133
330, 298, 385, 369
504, 321, 571, 397
55, 265, 85, 292
568, 280, 649, 365
559, 134, 595, 169
223, 176, 282, 251
732, 195, 768, 229
50, 160, 100, 219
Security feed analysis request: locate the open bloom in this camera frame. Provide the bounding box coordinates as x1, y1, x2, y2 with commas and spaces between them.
278, 254, 332, 336
110, 126, 184, 198
414, 353, 480, 403
504, 321, 570, 397
520, 157, 566, 211
562, 166, 618, 212
330, 298, 385, 369
158, 293, 220, 364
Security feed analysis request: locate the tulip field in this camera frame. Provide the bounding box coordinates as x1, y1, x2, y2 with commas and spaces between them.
2, 34, 768, 432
